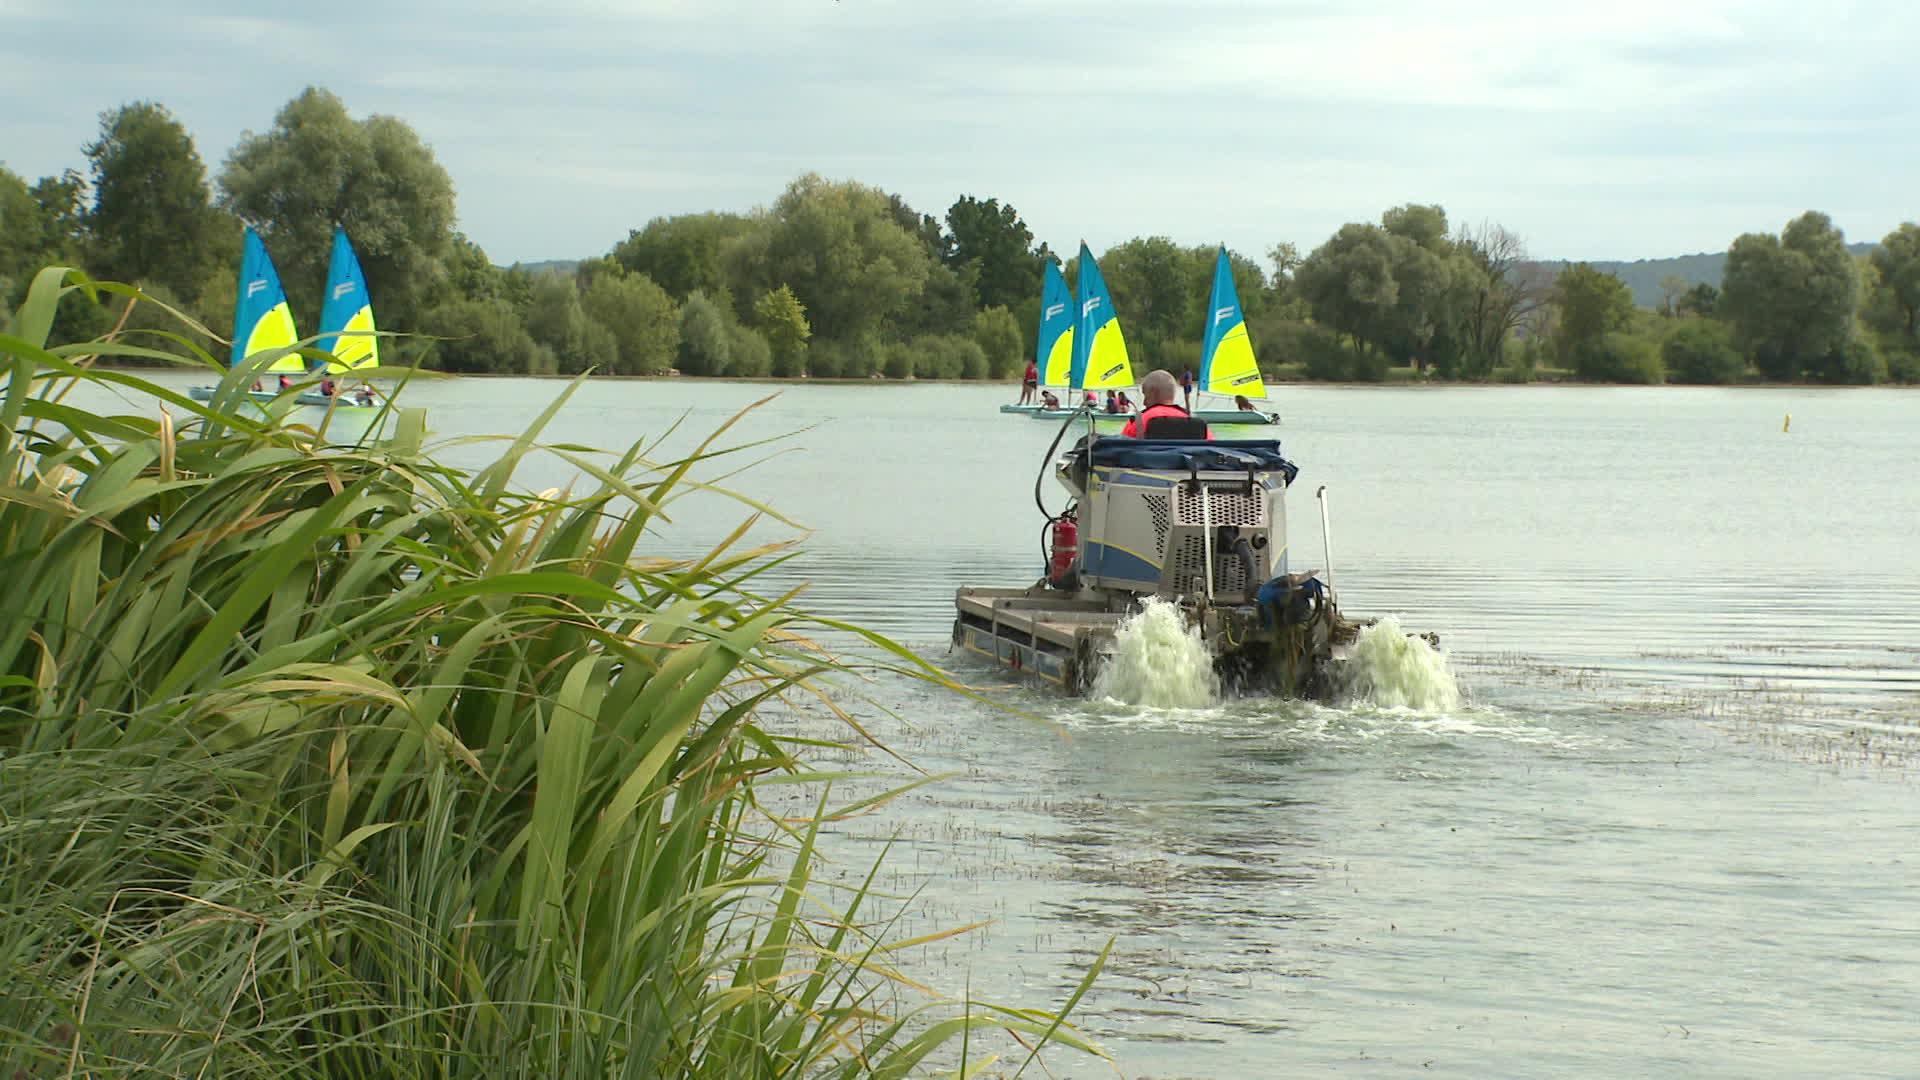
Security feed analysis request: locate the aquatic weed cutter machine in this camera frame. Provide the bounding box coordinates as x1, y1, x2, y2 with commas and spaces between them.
953, 411, 1393, 697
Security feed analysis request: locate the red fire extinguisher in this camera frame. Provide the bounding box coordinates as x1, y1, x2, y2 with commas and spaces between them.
1047, 512, 1079, 589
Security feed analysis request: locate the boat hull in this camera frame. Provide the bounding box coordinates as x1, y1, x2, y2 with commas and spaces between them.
1000, 403, 1043, 414
1192, 409, 1277, 425
1032, 407, 1276, 426
952, 584, 1344, 698
188, 386, 371, 408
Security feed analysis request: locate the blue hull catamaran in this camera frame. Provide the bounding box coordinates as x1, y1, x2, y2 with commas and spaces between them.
190, 226, 380, 408
315, 225, 380, 378
999, 260, 1075, 415
1025, 243, 1135, 419
1189, 246, 1279, 425
1016, 243, 1277, 427
190, 227, 323, 404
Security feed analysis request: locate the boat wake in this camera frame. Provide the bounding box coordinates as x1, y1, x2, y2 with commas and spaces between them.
1337, 616, 1462, 711
1091, 598, 1219, 709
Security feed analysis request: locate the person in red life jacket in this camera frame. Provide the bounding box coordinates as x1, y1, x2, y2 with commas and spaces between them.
1122, 369, 1212, 439
1020, 359, 1038, 404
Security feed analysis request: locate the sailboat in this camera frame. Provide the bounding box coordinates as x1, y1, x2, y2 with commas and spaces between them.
1000, 260, 1075, 414
1188, 246, 1276, 426
317, 227, 379, 375
1030, 242, 1135, 420
190, 226, 315, 404
310, 226, 381, 406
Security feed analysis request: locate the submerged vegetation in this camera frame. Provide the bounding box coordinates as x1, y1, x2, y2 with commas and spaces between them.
0, 269, 1106, 1076
5, 88, 1917, 385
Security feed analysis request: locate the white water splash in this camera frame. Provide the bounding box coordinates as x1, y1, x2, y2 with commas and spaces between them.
1091, 598, 1220, 709
1341, 616, 1462, 711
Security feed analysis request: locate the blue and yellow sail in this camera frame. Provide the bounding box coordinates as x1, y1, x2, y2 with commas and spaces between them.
1198, 245, 1264, 398
1036, 260, 1074, 387
232, 226, 304, 373
316, 226, 379, 373
1069, 242, 1133, 391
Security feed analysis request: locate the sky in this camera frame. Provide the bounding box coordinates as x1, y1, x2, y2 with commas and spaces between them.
3, 0, 1916, 268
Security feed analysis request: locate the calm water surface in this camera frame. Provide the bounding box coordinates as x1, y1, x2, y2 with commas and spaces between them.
126, 374, 1920, 1076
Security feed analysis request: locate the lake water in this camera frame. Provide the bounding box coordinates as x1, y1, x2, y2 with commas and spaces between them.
112, 374, 1920, 1076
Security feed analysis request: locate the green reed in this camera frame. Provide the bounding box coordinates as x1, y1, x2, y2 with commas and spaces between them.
0, 268, 1107, 1077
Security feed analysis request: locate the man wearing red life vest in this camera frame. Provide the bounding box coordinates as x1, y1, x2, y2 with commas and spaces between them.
1121, 369, 1212, 439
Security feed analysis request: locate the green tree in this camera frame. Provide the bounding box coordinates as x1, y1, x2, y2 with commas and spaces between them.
898, 261, 976, 337
1719, 211, 1859, 381
1574, 330, 1664, 384
677, 291, 732, 375
1295, 215, 1466, 369
944, 195, 1042, 310
1550, 263, 1634, 364
2, 168, 89, 304
1381, 203, 1450, 251
83, 102, 225, 301
581, 266, 680, 374
443, 233, 509, 304
0, 168, 53, 298
727, 324, 773, 377
418, 297, 546, 373
753, 174, 929, 343
1656, 274, 1690, 316
1662, 318, 1745, 384
30, 170, 89, 259
1865, 222, 1920, 345
611, 212, 757, 300
1450, 223, 1546, 379
522, 273, 616, 375
971, 305, 1023, 379
754, 285, 811, 377
220, 87, 457, 329
1294, 224, 1398, 358
1676, 282, 1719, 317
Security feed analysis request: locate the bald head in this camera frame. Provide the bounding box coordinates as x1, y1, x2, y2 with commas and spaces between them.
1140, 369, 1178, 406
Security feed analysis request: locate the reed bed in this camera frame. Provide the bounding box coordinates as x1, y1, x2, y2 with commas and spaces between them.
0, 268, 1105, 1077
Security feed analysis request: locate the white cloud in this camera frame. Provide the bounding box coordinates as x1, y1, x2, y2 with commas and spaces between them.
0, 0, 1914, 262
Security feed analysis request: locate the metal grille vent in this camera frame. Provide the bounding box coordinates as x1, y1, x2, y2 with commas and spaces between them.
1169, 537, 1252, 596
1144, 493, 1170, 556
1173, 484, 1264, 527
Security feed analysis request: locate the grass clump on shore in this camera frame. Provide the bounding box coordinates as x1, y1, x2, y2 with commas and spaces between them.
0, 268, 1105, 1077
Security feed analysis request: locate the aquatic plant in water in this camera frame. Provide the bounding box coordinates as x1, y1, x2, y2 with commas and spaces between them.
0, 268, 1106, 1077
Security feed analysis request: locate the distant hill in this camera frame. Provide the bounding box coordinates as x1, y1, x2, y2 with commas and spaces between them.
1534, 243, 1877, 308
508, 259, 581, 276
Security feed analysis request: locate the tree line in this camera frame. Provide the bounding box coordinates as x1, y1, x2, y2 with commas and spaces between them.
4, 88, 1915, 385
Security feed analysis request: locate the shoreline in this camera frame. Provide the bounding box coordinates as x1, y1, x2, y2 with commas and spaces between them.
104, 366, 1912, 391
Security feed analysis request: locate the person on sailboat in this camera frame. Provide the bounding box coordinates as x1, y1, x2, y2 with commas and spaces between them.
1104, 390, 1121, 414
1020, 360, 1038, 404
1235, 394, 1258, 411
1082, 391, 1098, 409
1121, 370, 1211, 440
1179, 368, 1195, 409
1116, 390, 1133, 412
277, 374, 292, 390
1041, 390, 1061, 409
